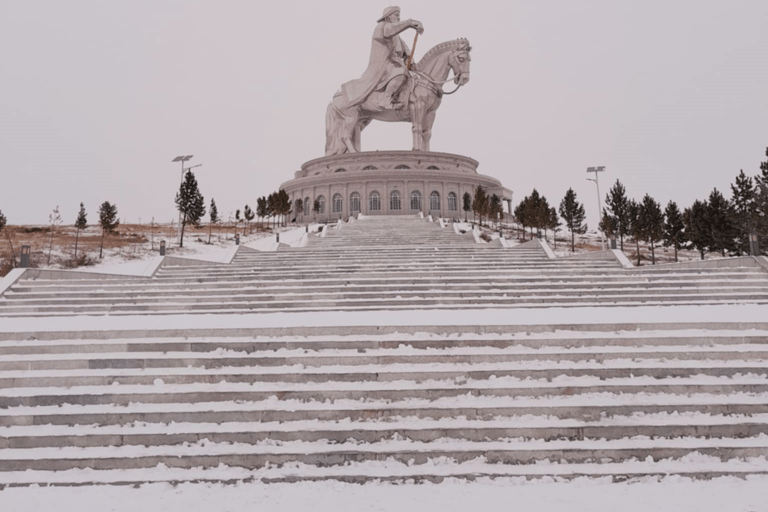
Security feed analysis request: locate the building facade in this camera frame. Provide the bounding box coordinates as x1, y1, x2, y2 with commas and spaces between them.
280, 151, 513, 221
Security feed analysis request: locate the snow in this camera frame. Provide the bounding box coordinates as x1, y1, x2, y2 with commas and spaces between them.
1, 470, 768, 511
1, 304, 768, 335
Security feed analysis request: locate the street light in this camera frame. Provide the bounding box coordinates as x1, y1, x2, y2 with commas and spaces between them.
586, 166, 606, 251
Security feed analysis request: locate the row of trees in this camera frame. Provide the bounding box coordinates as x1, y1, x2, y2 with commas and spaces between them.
599, 153, 768, 262
462, 187, 504, 227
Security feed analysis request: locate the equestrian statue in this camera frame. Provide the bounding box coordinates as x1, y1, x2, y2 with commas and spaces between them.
325, 6, 472, 156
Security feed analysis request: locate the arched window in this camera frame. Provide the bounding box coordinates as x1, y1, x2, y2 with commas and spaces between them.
427, 166, 440, 170
390, 190, 401, 210
369, 191, 381, 211
447, 192, 458, 211
362, 165, 377, 171
334, 168, 346, 173
332, 193, 343, 213
304, 197, 311, 216
350, 192, 361, 212
430, 191, 440, 211
410, 190, 422, 211
316, 195, 326, 214
395, 164, 411, 170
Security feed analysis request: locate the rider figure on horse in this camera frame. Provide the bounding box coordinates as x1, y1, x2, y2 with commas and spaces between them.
340, 6, 424, 111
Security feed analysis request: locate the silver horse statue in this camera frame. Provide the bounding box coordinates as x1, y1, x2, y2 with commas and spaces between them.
325, 38, 472, 156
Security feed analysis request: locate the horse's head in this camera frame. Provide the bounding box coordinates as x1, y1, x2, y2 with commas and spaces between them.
448, 42, 471, 86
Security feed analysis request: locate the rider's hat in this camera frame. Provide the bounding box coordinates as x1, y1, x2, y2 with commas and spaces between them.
377, 6, 400, 22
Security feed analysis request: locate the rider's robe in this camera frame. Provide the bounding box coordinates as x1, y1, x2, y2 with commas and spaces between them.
340, 21, 410, 108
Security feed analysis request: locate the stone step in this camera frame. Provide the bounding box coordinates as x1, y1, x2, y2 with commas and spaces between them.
5, 415, 768, 449
3, 393, 767, 427
3, 376, 767, 408
6, 284, 768, 308
3, 344, 768, 370
2, 437, 767, 472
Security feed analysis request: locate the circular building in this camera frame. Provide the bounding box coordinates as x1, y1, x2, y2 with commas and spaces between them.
280, 150, 513, 221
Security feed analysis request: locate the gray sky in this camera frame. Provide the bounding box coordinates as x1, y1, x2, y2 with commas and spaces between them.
2, 0, 767, 228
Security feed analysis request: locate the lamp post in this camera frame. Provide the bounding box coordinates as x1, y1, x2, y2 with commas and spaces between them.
586, 166, 606, 250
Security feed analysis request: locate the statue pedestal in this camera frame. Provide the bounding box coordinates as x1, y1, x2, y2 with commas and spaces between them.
280, 151, 511, 221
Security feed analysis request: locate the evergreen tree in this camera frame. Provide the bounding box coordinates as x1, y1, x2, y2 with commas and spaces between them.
0, 209, 12, 269
267, 193, 276, 228
489, 194, 502, 229
97, 201, 119, 259
638, 194, 664, 264
513, 201, 527, 240
244, 205, 255, 235
256, 196, 267, 229
663, 200, 685, 262
558, 188, 587, 252
74, 203, 87, 263
706, 188, 736, 257
174, 170, 206, 248
47, 205, 62, 265
294, 198, 303, 222
235, 209, 241, 235
277, 189, 292, 226
208, 198, 219, 244
730, 169, 757, 255
313, 198, 321, 216
548, 207, 561, 248
605, 179, 630, 250
471, 186, 488, 226
684, 200, 710, 260
462, 192, 471, 221
599, 208, 617, 240
627, 199, 643, 265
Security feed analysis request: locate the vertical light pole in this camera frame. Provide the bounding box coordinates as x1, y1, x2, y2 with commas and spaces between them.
586, 166, 606, 250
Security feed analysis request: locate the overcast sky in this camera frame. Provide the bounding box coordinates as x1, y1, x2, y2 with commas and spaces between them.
2, 0, 767, 227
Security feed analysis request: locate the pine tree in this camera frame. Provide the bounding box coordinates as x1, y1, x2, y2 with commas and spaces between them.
244, 205, 255, 235
267, 193, 276, 228
605, 180, 630, 250
684, 200, 710, 260
74, 203, 87, 263
174, 170, 206, 248
208, 198, 219, 244
472, 186, 488, 226
277, 189, 292, 226
599, 208, 617, 240
627, 199, 643, 265
462, 192, 471, 222
47, 205, 62, 265
294, 198, 304, 222
548, 207, 561, 248
639, 194, 664, 264
256, 196, 268, 229
707, 188, 736, 257
663, 200, 685, 262
558, 188, 587, 252
730, 170, 757, 255
0, 210, 12, 269
313, 198, 321, 216
489, 194, 502, 229
97, 201, 119, 259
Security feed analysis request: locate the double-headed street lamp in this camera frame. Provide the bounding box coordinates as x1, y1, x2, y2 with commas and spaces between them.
586, 166, 606, 251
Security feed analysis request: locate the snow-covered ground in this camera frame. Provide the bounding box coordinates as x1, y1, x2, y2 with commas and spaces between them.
1, 475, 767, 511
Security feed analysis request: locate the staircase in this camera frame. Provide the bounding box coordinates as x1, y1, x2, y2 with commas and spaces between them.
1, 217, 767, 317
1, 324, 768, 485
1, 215, 768, 486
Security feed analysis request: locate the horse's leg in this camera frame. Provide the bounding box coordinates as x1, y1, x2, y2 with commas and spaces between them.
423, 110, 436, 153
340, 108, 360, 154
354, 118, 372, 152
410, 95, 427, 151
